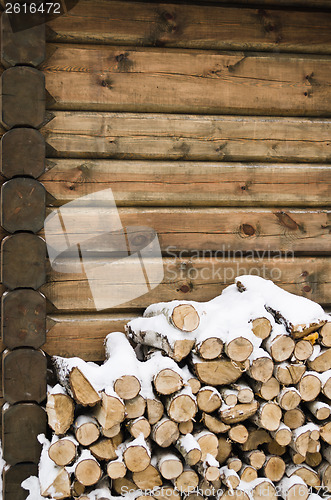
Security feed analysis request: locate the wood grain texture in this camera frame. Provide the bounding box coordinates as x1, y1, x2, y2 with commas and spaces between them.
3, 463, 38, 500
1, 289, 46, 349
3, 349, 47, 404
1, 128, 45, 179
45, 313, 138, 360
1, 178, 46, 233
1, 66, 45, 129
42, 112, 331, 163
1, 234, 46, 290
2, 403, 46, 465
41, 159, 331, 207
1, 12, 45, 67
46, 0, 331, 54
41, 257, 331, 311
42, 44, 331, 116
42, 207, 331, 253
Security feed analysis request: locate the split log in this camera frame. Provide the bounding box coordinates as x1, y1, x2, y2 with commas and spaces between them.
247, 349, 274, 383
274, 362, 306, 385
42, 468, 71, 499
289, 448, 305, 465
193, 430, 218, 460
112, 477, 138, 495
102, 423, 121, 438
152, 417, 180, 448
320, 322, 331, 347
123, 435, 151, 472
230, 382, 254, 403
286, 464, 321, 487
191, 356, 242, 386
271, 423, 292, 446
262, 455, 286, 481
319, 369, 331, 399
46, 386, 75, 435
283, 408, 305, 429
220, 466, 240, 490
250, 401, 282, 431
308, 346, 331, 372
240, 464, 258, 482
89, 438, 118, 461
197, 386, 222, 412
219, 388, 237, 407
69, 367, 101, 406
267, 440, 287, 456
48, 436, 77, 466
265, 333, 295, 362
305, 451, 322, 468
179, 421, 194, 435
251, 377, 280, 400
166, 387, 197, 423
74, 451, 102, 487
307, 401, 331, 420
297, 371, 321, 401
132, 464, 163, 490
94, 392, 125, 429
107, 456, 127, 479
228, 425, 248, 444
157, 452, 183, 480
216, 437, 232, 464
219, 400, 258, 425
71, 479, 85, 497
318, 461, 331, 492
146, 397, 164, 425
291, 321, 327, 340
74, 416, 100, 446
127, 417, 151, 439
251, 318, 272, 340
294, 340, 314, 362
290, 425, 311, 457
227, 457, 242, 473
241, 428, 272, 451
196, 337, 223, 360
242, 450, 266, 470
126, 395, 147, 419
175, 434, 202, 466
278, 475, 309, 500
250, 479, 277, 500
320, 422, 331, 445
277, 387, 301, 410
201, 413, 230, 435
173, 467, 199, 494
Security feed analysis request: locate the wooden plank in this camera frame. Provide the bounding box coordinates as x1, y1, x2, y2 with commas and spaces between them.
1, 66, 45, 129
1, 12, 45, 67
3, 464, 38, 500
1, 128, 45, 179
46, 0, 331, 55
1, 234, 46, 290
3, 349, 47, 404
2, 403, 46, 465
42, 44, 331, 116
41, 159, 331, 207
1, 178, 46, 233
41, 256, 331, 310
42, 112, 331, 163
1, 290, 46, 349
42, 207, 331, 253
45, 313, 139, 361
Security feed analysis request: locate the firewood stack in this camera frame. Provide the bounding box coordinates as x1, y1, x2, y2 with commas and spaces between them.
22, 276, 331, 500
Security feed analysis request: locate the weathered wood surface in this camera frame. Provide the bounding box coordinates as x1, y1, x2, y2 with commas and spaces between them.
42, 207, 331, 253
204, 0, 331, 6
2, 290, 46, 349
41, 257, 331, 311
42, 44, 331, 116
1, 178, 46, 233
1, 234, 46, 290
42, 112, 331, 163
1, 66, 45, 129
3, 463, 38, 500
41, 160, 331, 207
46, 0, 331, 54
3, 349, 47, 404
2, 403, 46, 464
1, 12, 45, 67
1, 128, 45, 179
45, 313, 138, 360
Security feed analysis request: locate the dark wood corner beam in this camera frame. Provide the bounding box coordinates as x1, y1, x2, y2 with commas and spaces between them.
0, 11, 47, 500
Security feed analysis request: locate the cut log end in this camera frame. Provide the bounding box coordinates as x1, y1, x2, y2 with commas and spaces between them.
114, 375, 141, 400
75, 459, 102, 487
172, 304, 200, 332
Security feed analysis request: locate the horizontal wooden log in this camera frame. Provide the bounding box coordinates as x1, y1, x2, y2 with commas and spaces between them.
1, 289, 46, 349
1, 12, 45, 67
3, 463, 38, 500
1, 234, 46, 289
2, 403, 47, 464
41, 256, 331, 311
42, 112, 331, 163
41, 206, 331, 253
1, 178, 46, 233
3, 349, 47, 404
41, 160, 331, 207
42, 44, 331, 116
1, 128, 45, 179
1, 66, 45, 129
46, 0, 331, 54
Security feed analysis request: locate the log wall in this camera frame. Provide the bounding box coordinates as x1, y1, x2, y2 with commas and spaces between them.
10, 0, 331, 362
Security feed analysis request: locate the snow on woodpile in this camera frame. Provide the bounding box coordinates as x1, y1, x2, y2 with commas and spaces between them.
20, 276, 331, 499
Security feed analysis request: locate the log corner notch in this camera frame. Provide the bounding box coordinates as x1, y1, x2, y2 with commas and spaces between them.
0, 11, 47, 500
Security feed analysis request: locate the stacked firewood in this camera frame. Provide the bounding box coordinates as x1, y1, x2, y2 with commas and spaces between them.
22, 276, 331, 500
